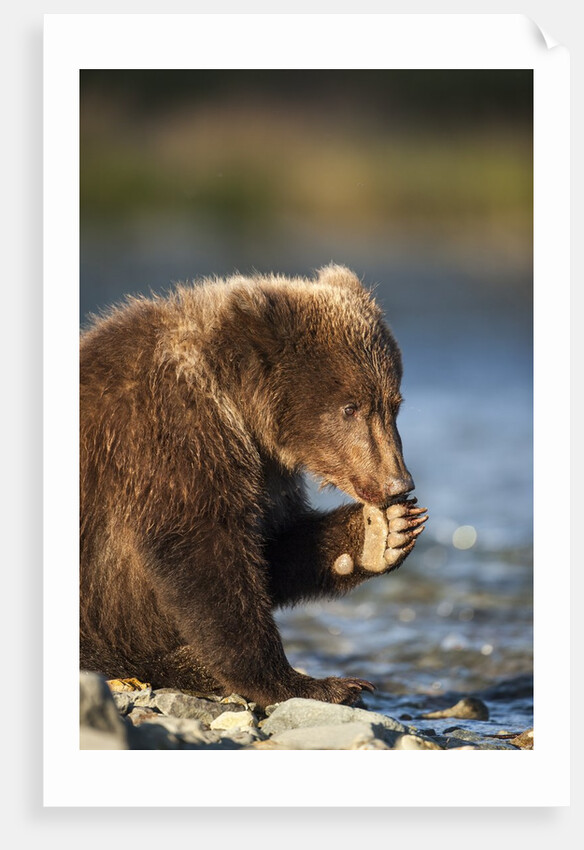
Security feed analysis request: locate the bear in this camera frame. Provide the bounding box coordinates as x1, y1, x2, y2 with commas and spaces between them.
80, 264, 427, 708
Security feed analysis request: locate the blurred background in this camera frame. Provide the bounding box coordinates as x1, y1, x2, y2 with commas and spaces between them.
80, 70, 533, 736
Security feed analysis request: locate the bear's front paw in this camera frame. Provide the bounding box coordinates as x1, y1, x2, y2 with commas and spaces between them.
299, 675, 376, 705
358, 498, 427, 574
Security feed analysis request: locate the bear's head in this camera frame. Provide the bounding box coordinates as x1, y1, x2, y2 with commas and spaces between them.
226, 265, 415, 509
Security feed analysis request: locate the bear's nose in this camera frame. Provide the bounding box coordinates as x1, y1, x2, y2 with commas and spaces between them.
384, 474, 415, 499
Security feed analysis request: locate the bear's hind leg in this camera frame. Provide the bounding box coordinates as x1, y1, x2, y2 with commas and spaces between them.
141, 645, 224, 695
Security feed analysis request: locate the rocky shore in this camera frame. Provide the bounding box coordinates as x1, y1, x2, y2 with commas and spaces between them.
80, 671, 533, 751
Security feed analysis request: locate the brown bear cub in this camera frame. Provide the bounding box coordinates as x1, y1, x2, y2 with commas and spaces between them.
80, 265, 427, 707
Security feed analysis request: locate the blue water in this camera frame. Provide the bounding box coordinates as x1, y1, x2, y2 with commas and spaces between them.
81, 227, 533, 738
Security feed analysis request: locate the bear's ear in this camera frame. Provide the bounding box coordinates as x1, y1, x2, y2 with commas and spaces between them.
316, 264, 364, 292
228, 285, 290, 360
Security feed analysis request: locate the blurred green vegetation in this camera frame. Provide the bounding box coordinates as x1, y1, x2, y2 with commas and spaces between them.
80, 70, 532, 258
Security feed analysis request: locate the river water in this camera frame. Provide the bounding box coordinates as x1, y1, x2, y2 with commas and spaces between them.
81, 226, 533, 740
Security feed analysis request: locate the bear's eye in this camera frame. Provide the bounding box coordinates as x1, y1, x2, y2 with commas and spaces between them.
343, 404, 358, 418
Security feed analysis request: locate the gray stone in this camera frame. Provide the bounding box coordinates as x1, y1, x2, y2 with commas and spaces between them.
234, 726, 267, 741
260, 698, 407, 746
111, 691, 134, 716
131, 688, 154, 706
136, 714, 221, 744
220, 728, 266, 747
151, 691, 246, 724
356, 739, 391, 750
127, 706, 162, 725
434, 735, 477, 749
79, 671, 130, 749
392, 734, 444, 750
125, 713, 227, 749
442, 727, 484, 742
265, 722, 381, 750
436, 730, 518, 750
79, 727, 129, 750
127, 721, 182, 750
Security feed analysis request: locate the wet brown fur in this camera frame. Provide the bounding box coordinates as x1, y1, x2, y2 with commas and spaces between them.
80, 265, 418, 706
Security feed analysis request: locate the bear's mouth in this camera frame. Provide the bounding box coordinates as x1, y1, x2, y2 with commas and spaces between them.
317, 474, 407, 510
351, 482, 414, 509
315, 475, 382, 506
351, 483, 385, 506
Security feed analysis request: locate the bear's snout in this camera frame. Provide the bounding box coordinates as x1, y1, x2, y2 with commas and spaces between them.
383, 473, 415, 501
352, 473, 414, 507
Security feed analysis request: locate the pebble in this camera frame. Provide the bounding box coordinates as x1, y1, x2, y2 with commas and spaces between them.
420, 697, 489, 721
210, 710, 256, 731
78, 671, 529, 751
508, 728, 534, 749
393, 734, 444, 750
107, 677, 150, 692
436, 728, 519, 750
220, 693, 250, 707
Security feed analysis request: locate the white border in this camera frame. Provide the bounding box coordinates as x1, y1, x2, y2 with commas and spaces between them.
43, 13, 570, 807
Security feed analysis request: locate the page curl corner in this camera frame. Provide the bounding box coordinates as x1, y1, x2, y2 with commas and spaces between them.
525, 15, 561, 50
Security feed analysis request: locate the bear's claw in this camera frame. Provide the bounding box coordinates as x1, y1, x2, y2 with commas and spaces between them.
298, 674, 376, 705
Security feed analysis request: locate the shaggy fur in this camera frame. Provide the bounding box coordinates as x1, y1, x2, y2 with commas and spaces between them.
80, 265, 427, 707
